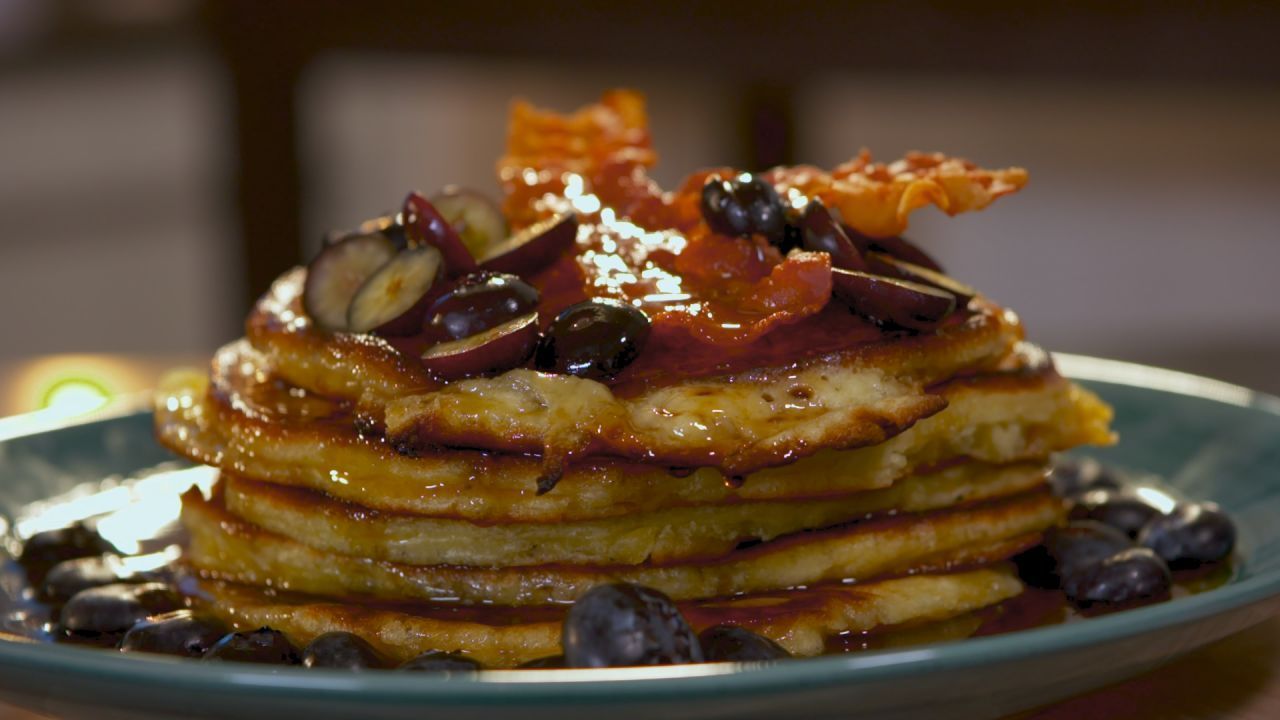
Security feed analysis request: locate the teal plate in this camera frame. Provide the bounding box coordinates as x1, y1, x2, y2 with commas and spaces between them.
0, 355, 1278, 720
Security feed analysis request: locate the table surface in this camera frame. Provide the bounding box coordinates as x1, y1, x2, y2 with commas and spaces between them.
1, 355, 1277, 718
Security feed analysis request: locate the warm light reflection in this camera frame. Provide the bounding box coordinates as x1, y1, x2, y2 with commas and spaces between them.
40, 378, 110, 415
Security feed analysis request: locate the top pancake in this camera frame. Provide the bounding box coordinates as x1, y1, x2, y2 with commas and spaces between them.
248, 269, 1024, 476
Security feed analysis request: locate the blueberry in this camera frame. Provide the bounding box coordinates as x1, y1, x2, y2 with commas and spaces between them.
17, 522, 117, 584
698, 625, 790, 662
302, 632, 385, 669
58, 583, 183, 645
1065, 548, 1171, 611
204, 627, 300, 664
1048, 457, 1122, 497
42, 555, 149, 604
699, 174, 786, 245
518, 655, 565, 669
397, 651, 482, 672
534, 299, 651, 380
1138, 503, 1236, 570
119, 610, 227, 658
1017, 521, 1132, 592
1069, 489, 1162, 539
562, 583, 703, 667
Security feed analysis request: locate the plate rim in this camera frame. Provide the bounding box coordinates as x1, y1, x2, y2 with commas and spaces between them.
1, 353, 1279, 703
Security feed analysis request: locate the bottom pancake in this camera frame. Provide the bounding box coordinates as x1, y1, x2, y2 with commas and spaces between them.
194, 567, 1022, 667
182, 485, 1058, 605
221, 461, 1049, 567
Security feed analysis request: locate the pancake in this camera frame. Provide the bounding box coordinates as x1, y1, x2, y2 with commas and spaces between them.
154, 342, 1111, 522
222, 461, 1049, 567
196, 567, 1022, 667
181, 485, 1058, 605
248, 269, 1025, 476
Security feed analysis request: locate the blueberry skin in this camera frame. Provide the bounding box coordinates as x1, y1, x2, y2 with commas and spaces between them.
1065, 548, 1172, 611
18, 522, 117, 584
562, 583, 704, 668
1017, 521, 1132, 591
1069, 489, 1163, 539
59, 583, 184, 643
698, 625, 790, 662
204, 627, 300, 665
699, 174, 786, 244
119, 610, 227, 658
534, 299, 651, 380
302, 632, 385, 669
1139, 503, 1237, 570
1048, 458, 1122, 497
397, 651, 483, 672
42, 555, 150, 604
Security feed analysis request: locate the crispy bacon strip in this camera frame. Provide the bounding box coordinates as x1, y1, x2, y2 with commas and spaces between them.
769, 151, 1028, 238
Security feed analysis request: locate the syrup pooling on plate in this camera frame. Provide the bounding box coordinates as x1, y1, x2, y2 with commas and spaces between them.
0, 457, 1235, 668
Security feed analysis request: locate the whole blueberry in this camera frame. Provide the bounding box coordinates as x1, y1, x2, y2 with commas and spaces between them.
700, 176, 752, 237
397, 651, 482, 672
18, 522, 117, 584
562, 583, 703, 668
698, 625, 790, 662
1048, 457, 1122, 497
699, 174, 786, 244
302, 632, 385, 669
120, 610, 227, 658
204, 627, 300, 664
1069, 489, 1163, 539
1065, 548, 1171, 611
59, 583, 183, 644
42, 555, 149, 604
1138, 503, 1236, 570
534, 299, 651, 380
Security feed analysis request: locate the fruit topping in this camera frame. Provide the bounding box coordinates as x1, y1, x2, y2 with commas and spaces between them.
403, 191, 479, 276
841, 226, 946, 273
1138, 503, 1236, 570
1069, 489, 1162, 540
119, 610, 227, 658
41, 555, 151, 604
424, 272, 540, 341
477, 213, 578, 275
59, 583, 184, 645
204, 627, 301, 664
430, 187, 509, 260
1048, 457, 1122, 497
420, 312, 539, 380
562, 582, 703, 667
303, 232, 397, 332
866, 252, 976, 306
698, 625, 791, 662
397, 651, 483, 672
17, 522, 118, 585
830, 268, 956, 331
302, 631, 386, 669
1064, 548, 1171, 611
799, 200, 867, 272
700, 173, 787, 245
345, 246, 444, 335
534, 299, 651, 380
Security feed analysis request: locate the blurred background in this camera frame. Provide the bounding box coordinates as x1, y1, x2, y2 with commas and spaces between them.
1, 0, 1278, 417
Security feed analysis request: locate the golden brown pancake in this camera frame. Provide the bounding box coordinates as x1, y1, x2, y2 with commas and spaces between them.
197, 567, 1021, 667
154, 342, 1111, 523
247, 269, 1026, 476
222, 461, 1049, 567
181, 485, 1059, 605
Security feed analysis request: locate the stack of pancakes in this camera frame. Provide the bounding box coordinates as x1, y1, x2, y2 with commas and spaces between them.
156, 271, 1112, 667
